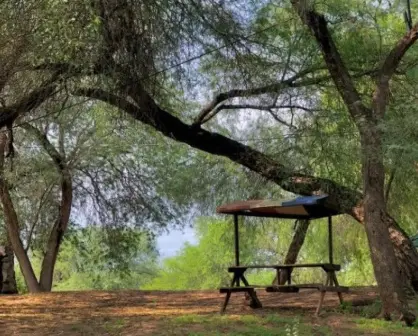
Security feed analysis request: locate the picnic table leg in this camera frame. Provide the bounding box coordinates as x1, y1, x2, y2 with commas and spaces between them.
220, 271, 240, 314
240, 275, 262, 309
231, 272, 239, 287
220, 291, 231, 314
247, 289, 262, 309
287, 269, 292, 285
330, 271, 344, 304
316, 289, 326, 317
316, 272, 331, 317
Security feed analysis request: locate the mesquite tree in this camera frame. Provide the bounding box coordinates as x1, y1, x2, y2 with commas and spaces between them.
292, 0, 417, 322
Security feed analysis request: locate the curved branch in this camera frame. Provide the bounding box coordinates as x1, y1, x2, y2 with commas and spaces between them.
379, 22, 418, 82
73, 87, 362, 217
373, 22, 418, 118
201, 103, 317, 126
202, 103, 298, 129
194, 68, 378, 127
201, 104, 272, 124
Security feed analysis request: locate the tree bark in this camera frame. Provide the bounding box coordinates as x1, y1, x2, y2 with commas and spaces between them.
0, 245, 4, 293
21, 122, 73, 291
1, 241, 18, 294
272, 220, 310, 285
388, 219, 418, 291
361, 124, 415, 324
38, 171, 72, 291
0, 132, 41, 293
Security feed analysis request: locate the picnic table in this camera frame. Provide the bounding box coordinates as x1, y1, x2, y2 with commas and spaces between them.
216, 195, 349, 316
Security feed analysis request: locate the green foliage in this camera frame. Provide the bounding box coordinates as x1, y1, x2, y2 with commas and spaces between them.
146, 215, 376, 290
15, 225, 158, 292
52, 225, 158, 290
144, 217, 255, 289
354, 317, 418, 334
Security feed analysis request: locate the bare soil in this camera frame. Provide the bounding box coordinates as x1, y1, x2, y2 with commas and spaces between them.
0, 287, 394, 335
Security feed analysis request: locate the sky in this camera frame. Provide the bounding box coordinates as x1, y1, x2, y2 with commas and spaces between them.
157, 226, 196, 259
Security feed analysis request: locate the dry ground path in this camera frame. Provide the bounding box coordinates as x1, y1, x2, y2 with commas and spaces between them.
1, 287, 416, 335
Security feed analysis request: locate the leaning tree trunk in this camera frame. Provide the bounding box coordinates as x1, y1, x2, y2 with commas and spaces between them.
272, 220, 310, 285
361, 125, 415, 324
0, 133, 41, 293
1, 241, 17, 294
39, 170, 72, 291
0, 190, 40, 293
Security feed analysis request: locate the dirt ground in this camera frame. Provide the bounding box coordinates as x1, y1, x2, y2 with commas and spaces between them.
0, 287, 398, 335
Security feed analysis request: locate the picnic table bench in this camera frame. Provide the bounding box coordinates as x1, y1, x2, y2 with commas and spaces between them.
220, 263, 348, 315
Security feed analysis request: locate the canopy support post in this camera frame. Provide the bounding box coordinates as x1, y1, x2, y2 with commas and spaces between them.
234, 214, 240, 267
234, 214, 240, 287
328, 216, 333, 264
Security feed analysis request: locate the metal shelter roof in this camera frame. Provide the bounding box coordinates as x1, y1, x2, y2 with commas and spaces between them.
216, 195, 341, 219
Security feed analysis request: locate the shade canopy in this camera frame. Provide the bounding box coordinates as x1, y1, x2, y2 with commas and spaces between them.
217, 195, 340, 219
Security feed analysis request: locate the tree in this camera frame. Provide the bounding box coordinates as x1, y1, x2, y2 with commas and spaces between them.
0, 100, 205, 292
289, 0, 417, 323
2, 96, 265, 292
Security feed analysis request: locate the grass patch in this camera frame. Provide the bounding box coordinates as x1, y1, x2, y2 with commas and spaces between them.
354, 317, 418, 335
103, 318, 126, 333
170, 314, 331, 336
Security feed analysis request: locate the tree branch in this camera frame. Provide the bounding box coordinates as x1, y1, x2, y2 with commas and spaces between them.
201, 103, 316, 126
290, 1, 371, 122
24, 184, 54, 253
385, 166, 397, 206
194, 67, 378, 127
373, 22, 418, 118
203, 103, 298, 129
380, 23, 418, 81
20, 123, 65, 171
0, 86, 57, 126
193, 67, 331, 126
73, 87, 362, 218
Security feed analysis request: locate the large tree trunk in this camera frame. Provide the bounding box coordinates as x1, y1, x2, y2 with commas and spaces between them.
0, 133, 41, 293
0, 193, 40, 293
350, 207, 418, 292
389, 220, 418, 291
39, 171, 72, 291
0, 245, 4, 293
361, 125, 415, 324
20, 123, 73, 291
272, 220, 310, 285
1, 241, 17, 294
